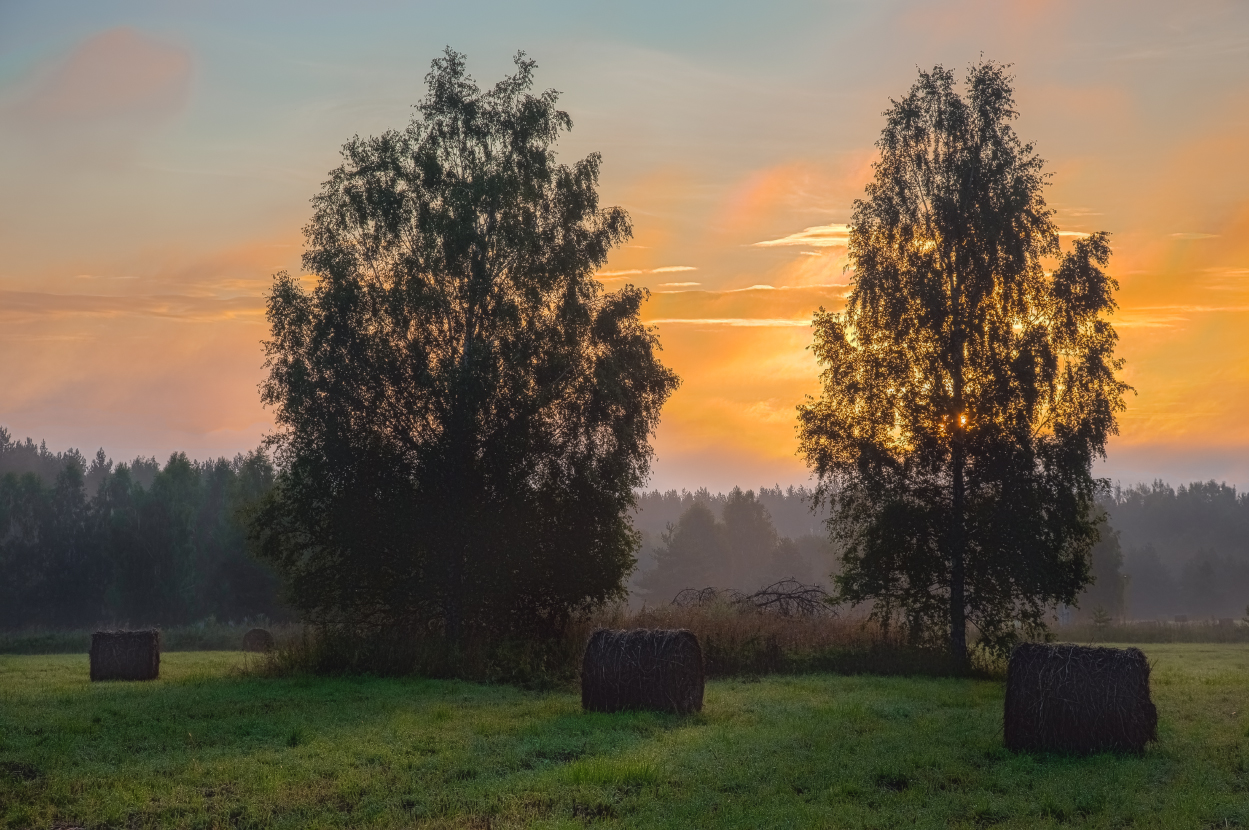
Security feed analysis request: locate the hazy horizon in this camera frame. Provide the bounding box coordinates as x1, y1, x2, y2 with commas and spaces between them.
3, 425, 1244, 496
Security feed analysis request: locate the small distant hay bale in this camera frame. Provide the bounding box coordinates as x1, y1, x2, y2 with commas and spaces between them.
90, 630, 160, 682
1005, 642, 1157, 755
242, 628, 275, 653
581, 629, 704, 715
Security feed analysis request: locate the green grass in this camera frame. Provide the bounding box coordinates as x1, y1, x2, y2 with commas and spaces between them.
1, 645, 1246, 829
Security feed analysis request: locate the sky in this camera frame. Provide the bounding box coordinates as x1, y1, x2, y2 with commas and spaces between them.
1, 0, 1247, 493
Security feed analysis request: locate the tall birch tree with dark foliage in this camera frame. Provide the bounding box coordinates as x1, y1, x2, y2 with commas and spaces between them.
797, 62, 1129, 664
254, 50, 678, 639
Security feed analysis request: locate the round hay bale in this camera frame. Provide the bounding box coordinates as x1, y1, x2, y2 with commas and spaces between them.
242, 628, 275, 653
90, 629, 161, 681
1005, 642, 1157, 755
581, 628, 704, 715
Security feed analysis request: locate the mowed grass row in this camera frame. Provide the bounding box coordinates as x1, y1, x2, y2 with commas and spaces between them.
1, 645, 1247, 829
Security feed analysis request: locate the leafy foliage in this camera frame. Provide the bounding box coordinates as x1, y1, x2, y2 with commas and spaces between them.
254, 50, 678, 638
797, 62, 1129, 660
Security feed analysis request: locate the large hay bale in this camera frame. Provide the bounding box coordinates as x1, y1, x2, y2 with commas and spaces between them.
242, 628, 275, 653
1005, 642, 1157, 754
582, 629, 704, 714
90, 630, 160, 681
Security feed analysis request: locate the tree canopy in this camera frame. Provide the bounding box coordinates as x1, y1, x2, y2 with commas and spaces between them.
254, 50, 678, 639
797, 62, 1129, 662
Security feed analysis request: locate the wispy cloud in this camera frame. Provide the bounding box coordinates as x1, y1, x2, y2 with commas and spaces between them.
753, 224, 849, 248
596, 265, 698, 280
647, 318, 812, 327
1170, 232, 1218, 240
1130, 304, 1249, 313
0, 290, 265, 324
1201, 267, 1249, 291
1114, 315, 1188, 329
1058, 231, 1092, 238
1115, 304, 1249, 328
655, 284, 847, 295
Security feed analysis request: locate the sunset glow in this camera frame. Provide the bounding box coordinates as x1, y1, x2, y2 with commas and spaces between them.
2, 1, 1247, 491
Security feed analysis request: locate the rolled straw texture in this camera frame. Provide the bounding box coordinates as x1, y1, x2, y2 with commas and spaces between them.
1005, 642, 1158, 754
582, 629, 704, 714
90, 629, 161, 681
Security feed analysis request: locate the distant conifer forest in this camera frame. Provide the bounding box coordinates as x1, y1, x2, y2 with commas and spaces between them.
1, 427, 1246, 630
0, 428, 284, 629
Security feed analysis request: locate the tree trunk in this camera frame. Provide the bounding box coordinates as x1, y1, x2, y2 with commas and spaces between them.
948, 246, 969, 671
445, 285, 478, 645
949, 437, 967, 669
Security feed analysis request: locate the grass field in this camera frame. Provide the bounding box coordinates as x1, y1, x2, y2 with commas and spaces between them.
1, 644, 1246, 829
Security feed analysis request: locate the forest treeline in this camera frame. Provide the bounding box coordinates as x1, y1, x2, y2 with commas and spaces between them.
0, 428, 286, 629
628, 486, 835, 601
1104, 481, 1249, 619
2, 427, 1246, 629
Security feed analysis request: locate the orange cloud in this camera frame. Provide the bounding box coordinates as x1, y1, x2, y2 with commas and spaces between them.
715, 159, 872, 241
3, 27, 193, 164
0, 303, 272, 462
644, 285, 842, 323
0, 290, 264, 325
0, 233, 302, 461
898, 0, 1075, 46
752, 224, 850, 249
645, 321, 823, 490
10, 27, 192, 123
